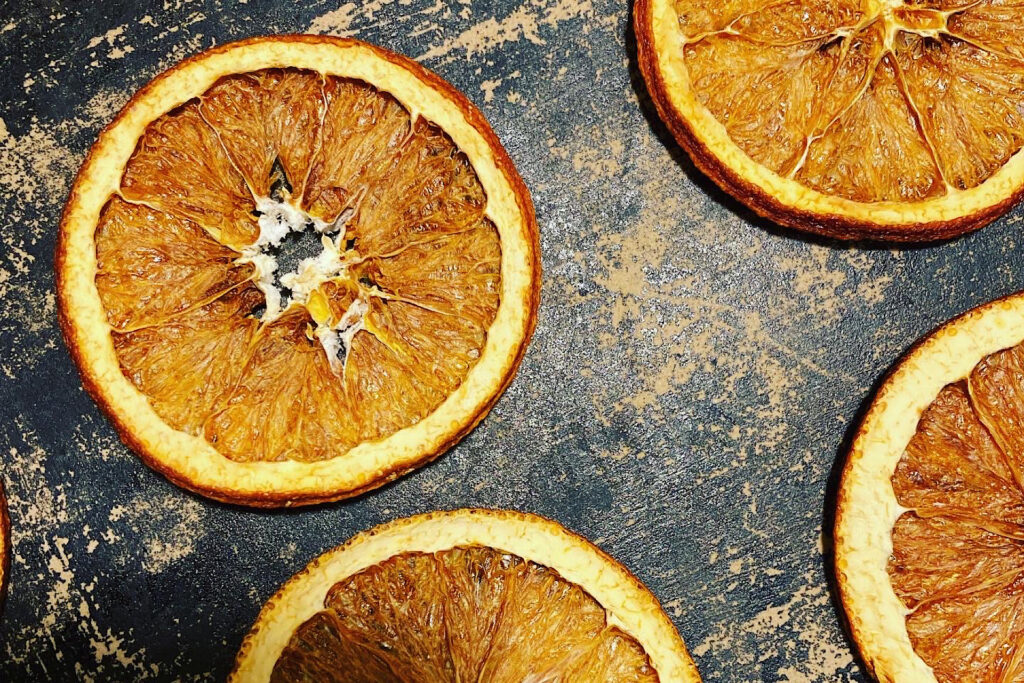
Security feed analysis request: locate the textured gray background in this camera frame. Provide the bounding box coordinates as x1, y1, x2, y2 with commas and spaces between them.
2, 0, 1022, 680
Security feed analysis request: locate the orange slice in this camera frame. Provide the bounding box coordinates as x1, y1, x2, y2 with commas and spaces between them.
836, 291, 1024, 681
57, 36, 540, 506
0, 480, 8, 612
230, 509, 701, 682
635, 0, 1024, 241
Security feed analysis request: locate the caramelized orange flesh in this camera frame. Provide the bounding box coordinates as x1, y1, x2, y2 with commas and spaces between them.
355, 220, 501, 326
948, 0, 1024, 61
202, 309, 360, 462
271, 546, 659, 682
96, 70, 502, 462
113, 287, 261, 436
890, 345, 1024, 679
302, 77, 412, 225
347, 118, 488, 256
676, 0, 1024, 202
200, 69, 326, 201
121, 102, 259, 247
95, 197, 254, 331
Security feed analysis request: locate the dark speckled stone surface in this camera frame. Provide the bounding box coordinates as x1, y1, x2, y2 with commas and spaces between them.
2, 1, 1023, 680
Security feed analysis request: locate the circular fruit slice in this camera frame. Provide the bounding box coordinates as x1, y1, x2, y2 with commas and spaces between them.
836, 292, 1024, 681
0, 480, 8, 612
635, 0, 1024, 241
231, 509, 701, 682
57, 36, 540, 506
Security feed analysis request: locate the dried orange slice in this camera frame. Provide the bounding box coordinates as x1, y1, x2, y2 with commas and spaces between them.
0, 480, 8, 611
56, 36, 539, 506
836, 291, 1024, 681
635, 0, 1024, 241
230, 509, 701, 682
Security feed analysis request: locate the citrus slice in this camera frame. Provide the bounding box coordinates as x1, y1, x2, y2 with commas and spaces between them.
56, 36, 540, 506
635, 0, 1024, 241
0, 480, 8, 612
836, 291, 1024, 681
230, 509, 701, 682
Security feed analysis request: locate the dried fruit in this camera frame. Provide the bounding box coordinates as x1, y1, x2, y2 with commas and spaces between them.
837, 291, 1024, 681
57, 37, 539, 506
231, 509, 701, 682
635, 0, 1024, 240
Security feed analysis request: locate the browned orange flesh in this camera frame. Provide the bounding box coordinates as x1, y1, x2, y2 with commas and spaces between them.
676, 0, 1024, 202
889, 343, 1024, 680
113, 287, 261, 436
121, 102, 259, 248
270, 546, 660, 682
95, 197, 255, 331
346, 117, 488, 255
302, 77, 412, 225
200, 69, 326, 201
202, 309, 361, 462
96, 69, 502, 463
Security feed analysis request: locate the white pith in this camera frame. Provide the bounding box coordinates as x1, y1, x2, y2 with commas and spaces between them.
317, 298, 368, 374
237, 196, 366, 370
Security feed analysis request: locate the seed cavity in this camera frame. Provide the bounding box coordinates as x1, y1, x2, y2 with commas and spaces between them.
238, 196, 353, 323
268, 156, 293, 202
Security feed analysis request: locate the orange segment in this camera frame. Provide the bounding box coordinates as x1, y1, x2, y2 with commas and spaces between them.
343, 331, 447, 443
673, 0, 762, 38
121, 102, 258, 247
302, 77, 412, 225
729, 1, 862, 42
673, 0, 861, 40
322, 553, 456, 680
905, 584, 1024, 683
948, 0, 1024, 60
271, 546, 659, 682
350, 118, 487, 256
200, 69, 326, 201
891, 382, 1024, 523
316, 278, 360, 324
896, 35, 1024, 191
565, 629, 660, 681
438, 547, 524, 678
95, 197, 254, 330
682, 32, 853, 176
889, 514, 1024, 610
968, 344, 1024, 488
796, 50, 944, 202
356, 219, 501, 327
113, 286, 260, 435
905, 0, 981, 8
890, 515, 1024, 681
477, 560, 611, 681
203, 310, 359, 462
365, 298, 487, 395
270, 612, 399, 682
